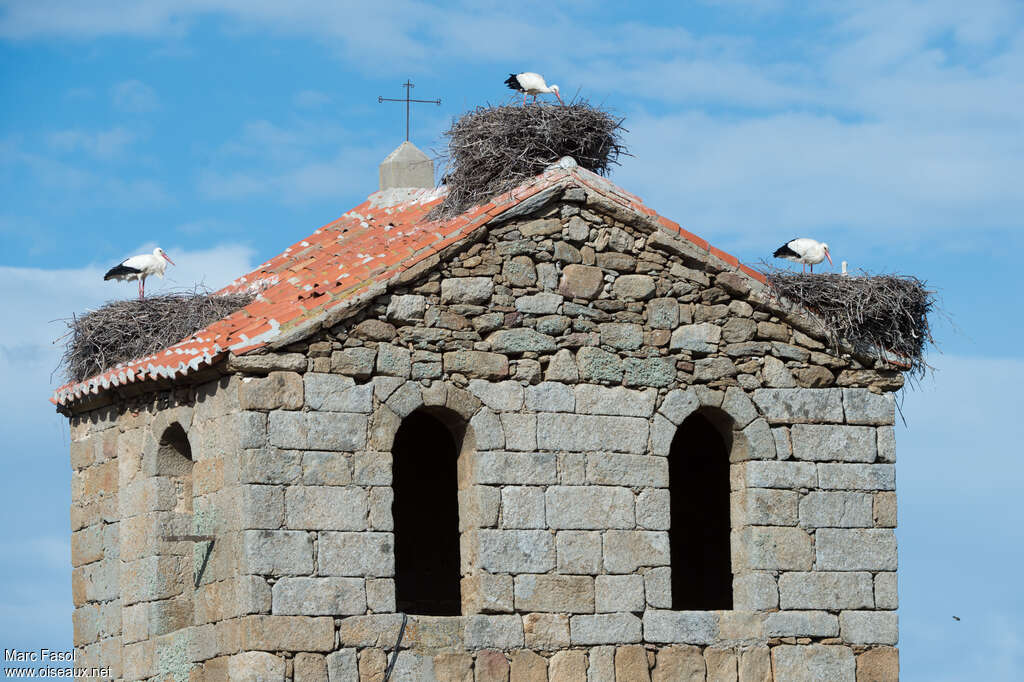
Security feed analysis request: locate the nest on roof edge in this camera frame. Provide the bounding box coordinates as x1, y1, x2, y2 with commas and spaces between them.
764, 269, 936, 380
431, 101, 628, 220
58, 290, 255, 383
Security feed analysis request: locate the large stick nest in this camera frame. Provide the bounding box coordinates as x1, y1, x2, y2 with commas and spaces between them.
432, 101, 627, 219
58, 291, 254, 383
765, 270, 936, 379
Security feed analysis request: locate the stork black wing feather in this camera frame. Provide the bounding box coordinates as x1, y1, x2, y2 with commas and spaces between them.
773, 243, 800, 258
104, 264, 143, 280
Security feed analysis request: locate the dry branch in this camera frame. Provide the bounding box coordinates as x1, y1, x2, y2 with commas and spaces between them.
59, 290, 254, 383
431, 101, 627, 219
765, 269, 936, 379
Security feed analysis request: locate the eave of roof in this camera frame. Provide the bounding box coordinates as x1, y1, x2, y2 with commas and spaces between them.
52, 158, 769, 408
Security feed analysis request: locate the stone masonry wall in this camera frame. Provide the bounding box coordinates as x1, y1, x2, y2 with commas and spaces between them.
69, 376, 256, 680
69, 188, 900, 681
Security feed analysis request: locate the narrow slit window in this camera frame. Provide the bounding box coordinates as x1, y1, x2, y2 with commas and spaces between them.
669, 411, 733, 610
392, 410, 462, 615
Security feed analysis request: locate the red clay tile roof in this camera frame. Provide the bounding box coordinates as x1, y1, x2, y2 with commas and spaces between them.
52, 159, 767, 407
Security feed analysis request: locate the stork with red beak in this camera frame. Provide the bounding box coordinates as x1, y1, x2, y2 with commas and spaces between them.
504, 72, 563, 105
103, 247, 175, 299
773, 238, 832, 273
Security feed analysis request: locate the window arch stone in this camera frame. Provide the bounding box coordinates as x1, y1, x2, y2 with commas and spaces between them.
392, 408, 466, 615
668, 407, 734, 610
371, 381, 481, 615
656, 386, 769, 612
145, 420, 197, 642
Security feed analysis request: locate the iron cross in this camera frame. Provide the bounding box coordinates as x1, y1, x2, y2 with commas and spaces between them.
378, 79, 441, 142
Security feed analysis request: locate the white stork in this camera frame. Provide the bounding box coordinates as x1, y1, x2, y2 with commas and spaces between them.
773, 238, 832, 273
103, 247, 175, 299
504, 72, 563, 105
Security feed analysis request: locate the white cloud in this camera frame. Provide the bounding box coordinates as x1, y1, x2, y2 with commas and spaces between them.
174, 217, 239, 236
63, 86, 94, 101
0, 3, 1019, 252
594, 4, 1023, 248
294, 89, 331, 109
3, 139, 171, 208
198, 147, 384, 203
0, 214, 58, 256
0, 1, 751, 70
198, 117, 388, 202
47, 126, 137, 159
615, 106, 1024, 249
216, 119, 335, 163
0, 0, 185, 39
698, 0, 788, 11
5, 2, 1020, 121
573, 57, 813, 108
111, 79, 159, 112
829, 1, 1021, 69
15, 0, 1008, 246
0, 0, 431, 63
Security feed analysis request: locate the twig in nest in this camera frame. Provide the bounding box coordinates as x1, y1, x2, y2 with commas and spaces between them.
431, 100, 628, 219
57, 288, 255, 383
763, 266, 937, 381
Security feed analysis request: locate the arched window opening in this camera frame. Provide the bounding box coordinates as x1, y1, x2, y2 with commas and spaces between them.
153, 422, 196, 634
158, 423, 193, 516
669, 410, 733, 610
392, 410, 462, 615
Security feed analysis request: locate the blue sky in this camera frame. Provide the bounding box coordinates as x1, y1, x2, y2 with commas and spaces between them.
0, 1, 1021, 678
